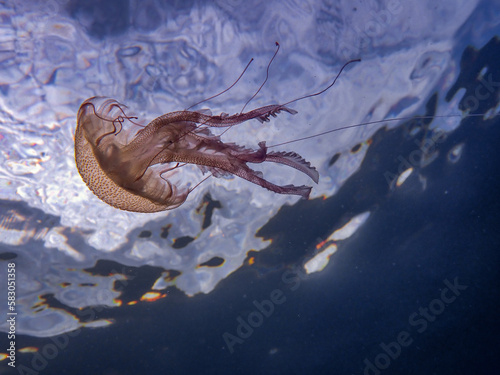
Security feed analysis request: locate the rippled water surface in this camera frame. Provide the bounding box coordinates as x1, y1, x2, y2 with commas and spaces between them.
0, 2, 499, 372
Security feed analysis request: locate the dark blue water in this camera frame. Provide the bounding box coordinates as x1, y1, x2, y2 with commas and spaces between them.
3, 36, 499, 375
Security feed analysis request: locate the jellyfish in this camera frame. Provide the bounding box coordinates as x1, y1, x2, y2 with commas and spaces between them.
75, 43, 361, 213
75, 97, 320, 212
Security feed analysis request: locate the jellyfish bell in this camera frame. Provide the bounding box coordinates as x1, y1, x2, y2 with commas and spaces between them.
75, 98, 187, 212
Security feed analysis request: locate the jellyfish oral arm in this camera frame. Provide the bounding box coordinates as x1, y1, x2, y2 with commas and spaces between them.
147, 104, 298, 129
151, 140, 317, 199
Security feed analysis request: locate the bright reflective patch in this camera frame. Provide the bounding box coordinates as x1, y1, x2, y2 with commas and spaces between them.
304, 244, 338, 274
397, 168, 413, 187
140, 292, 167, 302
82, 319, 113, 328
448, 143, 464, 163
19, 347, 38, 353
329, 212, 371, 242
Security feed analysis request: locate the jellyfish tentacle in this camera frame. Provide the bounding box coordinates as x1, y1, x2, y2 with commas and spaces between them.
147, 104, 297, 130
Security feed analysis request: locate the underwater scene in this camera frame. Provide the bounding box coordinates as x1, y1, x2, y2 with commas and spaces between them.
0, 0, 499, 374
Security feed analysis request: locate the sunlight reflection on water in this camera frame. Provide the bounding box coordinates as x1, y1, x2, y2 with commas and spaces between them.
0, 0, 493, 337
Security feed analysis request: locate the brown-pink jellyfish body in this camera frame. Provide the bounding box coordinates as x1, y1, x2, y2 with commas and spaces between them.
75, 97, 319, 213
